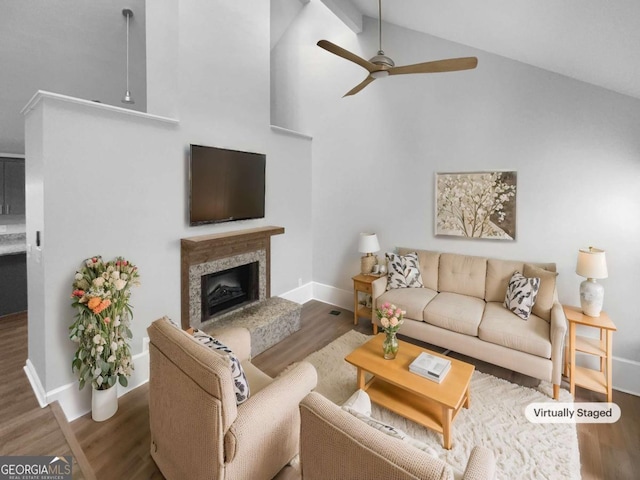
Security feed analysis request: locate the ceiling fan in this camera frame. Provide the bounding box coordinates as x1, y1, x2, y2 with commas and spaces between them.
317, 0, 478, 97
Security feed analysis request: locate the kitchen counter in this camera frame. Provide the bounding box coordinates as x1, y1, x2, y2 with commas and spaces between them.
0, 233, 26, 256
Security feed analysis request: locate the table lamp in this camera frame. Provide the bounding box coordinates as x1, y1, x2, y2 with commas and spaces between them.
575, 247, 608, 317
358, 233, 380, 274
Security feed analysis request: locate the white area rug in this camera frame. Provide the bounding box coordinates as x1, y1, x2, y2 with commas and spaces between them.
302, 330, 581, 480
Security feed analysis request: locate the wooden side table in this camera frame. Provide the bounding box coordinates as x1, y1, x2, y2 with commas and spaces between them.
563, 305, 617, 402
352, 274, 380, 331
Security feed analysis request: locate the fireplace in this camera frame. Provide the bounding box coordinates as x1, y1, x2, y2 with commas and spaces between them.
180, 226, 285, 330
201, 262, 259, 320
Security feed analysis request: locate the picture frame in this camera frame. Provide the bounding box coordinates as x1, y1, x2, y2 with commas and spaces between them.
435, 171, 517, 240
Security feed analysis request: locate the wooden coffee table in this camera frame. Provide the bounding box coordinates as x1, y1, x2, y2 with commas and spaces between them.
345, 334, 474, 449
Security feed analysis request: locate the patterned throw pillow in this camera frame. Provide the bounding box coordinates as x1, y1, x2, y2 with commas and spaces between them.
504, 271, 540, 320
385, 252, 424, 290
192, 329, 250, 405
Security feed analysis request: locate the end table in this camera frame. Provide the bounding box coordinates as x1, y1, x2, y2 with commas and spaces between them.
352, 274, 380, 333
563, 305, 617, 402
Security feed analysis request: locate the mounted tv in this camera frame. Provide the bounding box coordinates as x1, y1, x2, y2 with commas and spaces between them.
189, 144, 266, 226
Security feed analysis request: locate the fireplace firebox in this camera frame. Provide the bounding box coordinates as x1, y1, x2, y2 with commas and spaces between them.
201, 262, 259, 320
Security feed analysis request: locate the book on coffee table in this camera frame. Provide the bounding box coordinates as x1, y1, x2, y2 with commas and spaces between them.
409, 352, 451, 383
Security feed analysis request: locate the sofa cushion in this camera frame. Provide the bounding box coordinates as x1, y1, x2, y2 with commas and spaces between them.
423, 292, 486, 336
479, 302, 552, 358
377, 287, 437, 321
192, 329, 250, 404
438, 253, 487, 299
485, 259, 524, 302
504, 271, 540, 320
524, 264, 558, 322
385, 252, 424, 290
398, 248, 440, 291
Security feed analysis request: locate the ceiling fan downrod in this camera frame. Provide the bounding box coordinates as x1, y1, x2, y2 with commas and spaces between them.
369, 0, 394, 70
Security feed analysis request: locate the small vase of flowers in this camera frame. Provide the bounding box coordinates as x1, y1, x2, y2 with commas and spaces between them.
69, 256, 140, 421
376, 302, 405, 359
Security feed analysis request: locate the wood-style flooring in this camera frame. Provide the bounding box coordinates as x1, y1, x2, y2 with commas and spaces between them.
1, 302, 638, 479
0, 312, 84, 479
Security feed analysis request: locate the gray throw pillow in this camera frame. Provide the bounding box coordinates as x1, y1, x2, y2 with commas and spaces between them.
504, 271, 540, 320
385, 252, 424, 290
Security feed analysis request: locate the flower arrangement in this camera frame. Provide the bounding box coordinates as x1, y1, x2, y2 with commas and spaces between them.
376, 302, 405, 334
69, 256, 140, 390
376, 302, 406, 359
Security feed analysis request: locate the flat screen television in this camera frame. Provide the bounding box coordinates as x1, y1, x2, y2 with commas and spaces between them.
189, 144, 266, 226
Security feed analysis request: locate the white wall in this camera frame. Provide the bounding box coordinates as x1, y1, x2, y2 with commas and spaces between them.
25, 95, 180, 395
24, 0, 314, 419
0, 0, 147, 154
272, 3, 640, 392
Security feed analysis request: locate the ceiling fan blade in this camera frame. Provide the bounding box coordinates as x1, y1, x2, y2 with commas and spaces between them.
344, 76, 376, 97
388, 57, 478, 76
317, 40, 377, 73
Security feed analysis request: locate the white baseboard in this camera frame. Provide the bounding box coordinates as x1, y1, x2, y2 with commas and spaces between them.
279, 282, 314, 304
311, 281, 352, 311
23, 359, 47, 408
612, 356, 640, 396
24, 349, 151, 422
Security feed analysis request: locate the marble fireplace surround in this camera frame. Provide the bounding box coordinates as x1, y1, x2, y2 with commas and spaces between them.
180, 226, 285, 330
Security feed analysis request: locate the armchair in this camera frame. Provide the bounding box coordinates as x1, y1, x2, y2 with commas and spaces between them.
147, 317, 317, 480
299, 392, 496, 480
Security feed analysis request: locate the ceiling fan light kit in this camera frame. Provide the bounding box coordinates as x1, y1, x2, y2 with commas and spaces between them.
317, 0, 478, 96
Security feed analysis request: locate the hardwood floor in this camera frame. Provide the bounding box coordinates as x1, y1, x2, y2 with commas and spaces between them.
0, 312, 84, 479
2, 302, 639, 479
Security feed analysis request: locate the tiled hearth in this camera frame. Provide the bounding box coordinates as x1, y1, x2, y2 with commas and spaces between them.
180, 226, 284, 330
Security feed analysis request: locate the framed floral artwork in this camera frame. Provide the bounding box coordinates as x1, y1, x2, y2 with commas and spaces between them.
435, 171, 517, 240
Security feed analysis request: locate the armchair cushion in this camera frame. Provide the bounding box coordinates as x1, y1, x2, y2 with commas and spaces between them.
192, 329, 250, 405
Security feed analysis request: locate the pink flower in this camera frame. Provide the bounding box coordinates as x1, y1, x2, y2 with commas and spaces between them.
104, 317, 111, 324
382, 302, 390, 309
395, 308, 402, 316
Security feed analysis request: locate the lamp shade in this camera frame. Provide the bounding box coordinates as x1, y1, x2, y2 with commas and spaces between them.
358, 233, 380, 254
576, 247, 608, 279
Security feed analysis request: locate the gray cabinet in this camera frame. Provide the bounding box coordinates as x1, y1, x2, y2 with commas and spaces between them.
0, 158, 25, 215
0, 253, 27, 316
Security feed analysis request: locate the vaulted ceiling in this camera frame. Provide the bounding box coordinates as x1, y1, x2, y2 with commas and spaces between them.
319, 0, 640, 100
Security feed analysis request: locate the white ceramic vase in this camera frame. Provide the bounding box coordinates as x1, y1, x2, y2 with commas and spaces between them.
92, 385, 118, 422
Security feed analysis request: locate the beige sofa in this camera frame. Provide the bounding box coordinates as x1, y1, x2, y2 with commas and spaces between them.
372, 249, 567, 399
299, 392, 496, 480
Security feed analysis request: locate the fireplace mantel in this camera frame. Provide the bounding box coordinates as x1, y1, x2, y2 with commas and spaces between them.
180, 226, 284, 329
